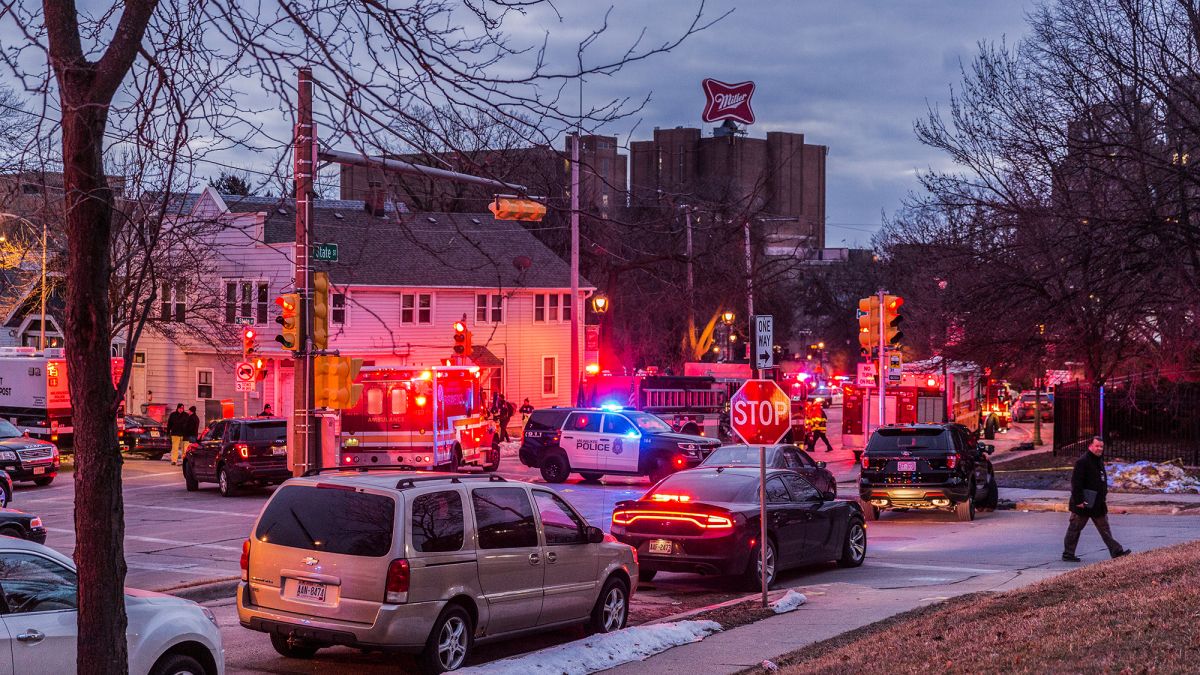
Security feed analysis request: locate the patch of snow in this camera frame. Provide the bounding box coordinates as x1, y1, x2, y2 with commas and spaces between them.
761, 659, 780, 671
771, 590, 808, 614
1108, 461, 1200, 494
457, 620, 722, 675
499, 441, 521, 458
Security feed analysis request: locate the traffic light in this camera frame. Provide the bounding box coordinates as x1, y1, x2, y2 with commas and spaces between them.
452, 320, 473, 357
241, 327, 259, 358
857, 297, 879, 352
312, 272, 330, 351
253, 356, 267, 381
314, 355, 363, 409
488, 197, 547, 222
882, 295, 904, 347
275, 293, 299, 351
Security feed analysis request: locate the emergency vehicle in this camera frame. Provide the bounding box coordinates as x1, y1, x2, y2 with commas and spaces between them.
0, 347, 125, 450
337, 365, 499, 471
578, 373, 728, 438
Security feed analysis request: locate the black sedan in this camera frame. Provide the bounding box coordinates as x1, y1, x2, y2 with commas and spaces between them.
700, 444, 838, 497
0, 469, 12, 508
612, 467, 866, 589
0, 509, 46, 544
121, 414, 170, 460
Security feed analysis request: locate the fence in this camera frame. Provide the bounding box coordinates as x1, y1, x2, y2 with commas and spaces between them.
1054, 374, 1200, 465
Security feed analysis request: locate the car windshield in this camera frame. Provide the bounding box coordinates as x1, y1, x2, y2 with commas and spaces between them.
702, 446, 775, 466
127, 415, 159, 427
0, 420, 20, 439
646, 471, 757, 503
866, 428, 952, 453
625, 411, 673, 434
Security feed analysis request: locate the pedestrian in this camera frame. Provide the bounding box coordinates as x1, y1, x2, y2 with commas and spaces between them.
496, 394, 513, 443
259, 404, 273, 417
806, 400, 832, 453
519, 397, 533, 420
1062, 436, 1131, 562
185, 406, 201, 443
166, 403, 188, 465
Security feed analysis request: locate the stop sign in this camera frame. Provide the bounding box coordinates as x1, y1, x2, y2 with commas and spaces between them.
729, 379, 792, 445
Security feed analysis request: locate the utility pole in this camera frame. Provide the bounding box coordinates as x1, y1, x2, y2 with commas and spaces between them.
39, 221, 46, 352
685, 207, 694, 336
743, 218, 754, 369
877, 289, 887, 427
293, 67, 317, 476
570, 133, 581, 405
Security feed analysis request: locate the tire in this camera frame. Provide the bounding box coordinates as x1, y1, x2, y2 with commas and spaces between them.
984, 418, 996, 440
183, 460, 199, 492
580, 472, 604, 483
150, 452, 166, 462
482, 448, 500, 473
648, 457, 672, 485
838, 519, 867, 568
741, 539, 776, 591
977, 472, 999, 511
419, 604, 472, 674
588, 577, 629, 634
539, 453, 570, 483
149, 653, 207, 675
864, 503, 880, 521
270, 632, 320, 659
218, 466, 238, 497
0, 525, 23, 539
638, 568, 658, 583
32, 476, 53, 487
680, 422, 700, 436
444, 446, 461, 473
955, 498, 976, 522
0, 487, 8, 508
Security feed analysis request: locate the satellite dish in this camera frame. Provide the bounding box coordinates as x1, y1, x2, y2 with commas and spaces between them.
513, 255, 532, 272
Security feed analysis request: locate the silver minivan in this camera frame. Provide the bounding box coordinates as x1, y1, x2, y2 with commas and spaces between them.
237, 471, 637, 673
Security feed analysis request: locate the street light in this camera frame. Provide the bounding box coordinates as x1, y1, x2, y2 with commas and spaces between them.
590, 294, 609, 314
721, 311, 735, 325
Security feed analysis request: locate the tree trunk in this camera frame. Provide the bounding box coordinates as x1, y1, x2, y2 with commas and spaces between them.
62, 102, 128, 674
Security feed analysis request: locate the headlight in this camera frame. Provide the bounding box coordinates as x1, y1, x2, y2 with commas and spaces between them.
0, 452, 15, 461
201, 606, 219, 627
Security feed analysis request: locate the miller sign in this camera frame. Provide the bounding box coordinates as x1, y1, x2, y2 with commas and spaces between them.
702, 79, 756, 125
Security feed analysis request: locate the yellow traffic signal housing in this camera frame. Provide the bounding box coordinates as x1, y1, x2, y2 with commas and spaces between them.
488, 198, 547, 222
882, 295, 904, 347
857, 297, 879, 351
314, 355, 363, 409
312, 272, 330, 351
275, 293, 299, 351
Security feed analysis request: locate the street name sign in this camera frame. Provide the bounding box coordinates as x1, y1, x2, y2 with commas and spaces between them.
729, 379, 791, 445
314, 242, 339, 262
234, 317, 255, 326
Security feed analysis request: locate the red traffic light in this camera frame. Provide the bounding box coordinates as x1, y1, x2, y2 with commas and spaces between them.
453, 321, 466, 333
886, 296, 904, 310
243, 328, 257, 340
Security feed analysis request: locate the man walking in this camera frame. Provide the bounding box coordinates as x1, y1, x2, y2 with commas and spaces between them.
166, 403, 188, 466
519, 397, 533, 420
806, 400, 832, 453
496, 394, 513, 443
1063, 436, 1131, 562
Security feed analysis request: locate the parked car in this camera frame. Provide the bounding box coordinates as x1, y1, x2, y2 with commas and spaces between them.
237, 470, 637, 673
1013, 392, 1054, 422
0, 419, 59, 487
182, 417, 290, 497
810, 385, 843, 407
0, 537, 224, 674
519, 407, 720, 484
0, 508, 47, 543
121, 414, 171, 460
611, 467, 866, 589
0, 469, 13, 508
859, 423, 998, 522
699, 444, 837, 497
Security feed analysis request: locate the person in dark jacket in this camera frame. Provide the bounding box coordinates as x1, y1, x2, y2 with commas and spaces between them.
185, 406, 201, 442
496, 394, 513, 443
1063, 436, 1131, 562
166, 403, 188, 466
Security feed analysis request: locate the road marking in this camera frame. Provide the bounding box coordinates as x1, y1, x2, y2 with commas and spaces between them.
122, 503, 259, 518
868, 562, 1004, 575
125, 535, 243, 552
126, 560, 235, 576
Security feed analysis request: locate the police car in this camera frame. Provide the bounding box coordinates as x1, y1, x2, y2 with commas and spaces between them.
519, 406, 720, 484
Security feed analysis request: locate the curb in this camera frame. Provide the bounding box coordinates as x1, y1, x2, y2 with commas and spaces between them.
155, 576, 240, 603
642, 587, 794, 626
1012, 499, 1200, 516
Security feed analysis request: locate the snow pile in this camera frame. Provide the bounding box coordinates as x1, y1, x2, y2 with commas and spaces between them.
1108, 461, 1200, 494
770, 590, 808, 614
458, 620, 722, 674
498, 440, 521, 458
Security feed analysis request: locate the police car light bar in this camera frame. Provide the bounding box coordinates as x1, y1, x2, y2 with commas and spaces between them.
600, 403, 624, 412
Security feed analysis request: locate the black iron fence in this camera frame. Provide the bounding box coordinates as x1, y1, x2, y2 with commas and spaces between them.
1054, 373, 1200, 465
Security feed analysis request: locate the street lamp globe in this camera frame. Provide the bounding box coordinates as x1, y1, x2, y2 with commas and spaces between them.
721, 310, 735, 325
590, 294, 609, 314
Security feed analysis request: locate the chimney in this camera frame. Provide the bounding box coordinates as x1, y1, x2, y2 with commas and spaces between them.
364, 180, 387, 217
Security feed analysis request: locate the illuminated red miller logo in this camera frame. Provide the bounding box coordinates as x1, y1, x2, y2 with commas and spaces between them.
702, 79, 756, 125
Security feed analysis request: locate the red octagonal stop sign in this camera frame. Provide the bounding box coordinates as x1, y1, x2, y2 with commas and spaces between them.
729, 379, 792, 445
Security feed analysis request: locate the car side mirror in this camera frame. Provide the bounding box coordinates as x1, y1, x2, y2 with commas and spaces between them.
982, 443, 995, 455
821, 490, 836, 501
815, 461, 827, 469
586, 525, 605, 544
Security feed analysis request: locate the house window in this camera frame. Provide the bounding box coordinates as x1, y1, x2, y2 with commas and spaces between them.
534, 294, 572, 323
534, 295, 545, 322
476, 294, 503, 324
332, 293, 346, 325
224, 280, 269, 324
542, 356, 557, 396
562, 293, 572, 321
196, 369, 213, 399
548, 294, 559, 321
401, 293, 432, 324
159, 281, 186, 322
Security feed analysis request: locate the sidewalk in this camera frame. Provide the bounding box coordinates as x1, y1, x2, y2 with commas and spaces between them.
1004, 486, 1200, 514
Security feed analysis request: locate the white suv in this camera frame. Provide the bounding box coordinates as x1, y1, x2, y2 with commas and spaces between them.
237, 471, 637, 673
0, 538, 224, 674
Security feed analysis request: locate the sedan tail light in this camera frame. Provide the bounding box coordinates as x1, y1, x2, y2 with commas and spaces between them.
385, 558, 410, 602
125, 427, 144, 435
240, 539, 250, 581
612, 509, 734, 529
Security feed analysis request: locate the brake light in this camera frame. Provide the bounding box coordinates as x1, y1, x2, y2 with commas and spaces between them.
674, 457, 685, 467
235, 443, 250, 459
612, 509, 734, 529
240, 539, 250, 581
385, 558, 410, 602
343, 455, 353, 464
947, 454, 958, 469
650, 494, 691, 503
29, 518, 41, 529
861, 454, 870, 470
125, 427, 144, 435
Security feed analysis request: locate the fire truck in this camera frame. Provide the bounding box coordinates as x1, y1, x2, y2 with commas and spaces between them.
337, 365, 499, 471
578, 373, 728, 439
0, 347, 125, 450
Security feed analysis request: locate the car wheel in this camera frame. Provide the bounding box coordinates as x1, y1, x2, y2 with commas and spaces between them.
270, 632, 320, 659
0, 525, 22, 539
443, 446, 462, 473
0, 486, 8, 508
419, 604, 472, 674
183, 460, 199, 492
638, 568, 658, 583
955, 498, 976, 522
218, 466, 238, 497
539, 453, 570, 483
482, 448, 500, 473
149, 652, 207, 675
741, 539, 776, 591
648, 457, 672, 484
977, 472, 999, 511
838, 519, 867, 568
984, 419, 996, 440
32, 476, 53, 487
589, 576, 629, 634
580, 472, 604, 483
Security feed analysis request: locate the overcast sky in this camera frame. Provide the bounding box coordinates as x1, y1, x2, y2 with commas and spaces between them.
511, 0, 1035, 247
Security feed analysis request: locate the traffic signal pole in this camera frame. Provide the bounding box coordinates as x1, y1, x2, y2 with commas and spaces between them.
293, 67, 318, 476
878, 289, 887, 428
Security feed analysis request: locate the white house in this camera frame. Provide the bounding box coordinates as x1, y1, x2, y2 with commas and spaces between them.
126, 187, 592, 424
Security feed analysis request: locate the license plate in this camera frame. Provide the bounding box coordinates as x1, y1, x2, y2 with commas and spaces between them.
294, 580, 327, 602
896, 461, 917, 472
648, 539, 673, 554
32, 467, 45, 475
272, 446, 287, 456
149, 430, 160, 437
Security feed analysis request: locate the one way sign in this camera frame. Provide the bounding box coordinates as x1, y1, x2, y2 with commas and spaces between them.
753, 315, 774, 369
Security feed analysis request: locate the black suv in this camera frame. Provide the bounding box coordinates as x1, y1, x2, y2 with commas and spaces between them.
519, 407, 721, 483
182, 417, 291, 496
859, 423, 998, 521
